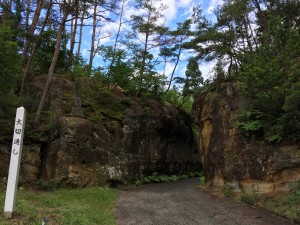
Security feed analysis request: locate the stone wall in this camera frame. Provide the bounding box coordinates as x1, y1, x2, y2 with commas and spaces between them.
193, 82, 300, 193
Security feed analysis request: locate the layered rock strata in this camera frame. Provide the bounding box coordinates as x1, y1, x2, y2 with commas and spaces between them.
193, 82, 300, 193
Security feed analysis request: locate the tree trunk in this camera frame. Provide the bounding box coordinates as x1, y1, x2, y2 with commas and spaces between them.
34, 8, 69, 124
2, 0, 7, 24
177, 93, 192, 110
21, 0, 51, 95
246, 13, 258, 52
66, 7, 78, 71
165, 37, 182, 94
88, 0, 97, 72
21, 0, 45, 66
25, 0, 31, 32
108, 0, 125, 74
76, 2, 86, 57
243, 20, 253, 53
136, 27, 149, 96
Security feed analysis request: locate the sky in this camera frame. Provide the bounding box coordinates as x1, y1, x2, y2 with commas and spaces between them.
79, 0, 224, 82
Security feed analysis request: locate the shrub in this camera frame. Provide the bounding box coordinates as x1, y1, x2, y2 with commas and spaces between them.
221, 184, 234, 198
240, 191, 257, 206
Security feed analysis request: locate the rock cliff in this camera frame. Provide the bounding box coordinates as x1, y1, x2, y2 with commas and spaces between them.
193, 82, 300, 193
0, 76, 200, 186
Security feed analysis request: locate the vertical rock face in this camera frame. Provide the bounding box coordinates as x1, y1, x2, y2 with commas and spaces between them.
43, 100, 200, 187
193, 82, 300, 193
0, 140, 42, 183
0, 76, 201, 187
122, 102, 200, 178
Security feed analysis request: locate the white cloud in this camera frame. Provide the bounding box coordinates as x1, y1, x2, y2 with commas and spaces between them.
82, 48, 90, 58
207, 0, 223, 14
200, 61, 215, 80
178, 0, 193, 7
162, 0, 177, 24
165, 62, 176, 78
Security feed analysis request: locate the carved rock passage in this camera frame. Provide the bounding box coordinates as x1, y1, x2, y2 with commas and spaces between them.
193, 82, 300, 193
0, 76, 201, 186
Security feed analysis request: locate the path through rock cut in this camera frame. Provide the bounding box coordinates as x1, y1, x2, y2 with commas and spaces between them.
115, 178, 292, 225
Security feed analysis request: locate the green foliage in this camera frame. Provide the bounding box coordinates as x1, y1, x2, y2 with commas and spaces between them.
0, 22, 20, 118
164, 87, 181, 105
133, 172, 202, 186
256, 182, 300, 223
221, 184, 234, 198
0, 92, 19, 119
81, 78, 129, 122
235, 110, 266, 132
97, 45, 134, 90
134, 173, 180, 185
71, 55, 91, 79
33, 30, 69, 73
199, 172, 206, 186
129, 0, 168, 95
281, 82, 300, 141
0, 23, 20, 92
175, 57, 204, 98
163, 86, 195, 113
288, 181, 300, 207
266, 134, 283, 144
240, 191, 257, 206
35, 179, 61, 191
184, 0, 300, 142
234, 0, 300, 142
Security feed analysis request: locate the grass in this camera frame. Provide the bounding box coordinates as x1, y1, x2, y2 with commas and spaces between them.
218, 181, 300, 223
240, 191, 257, 206
258, 181, 300, 223
258, 191, 300, 223
0, 184, 118, 225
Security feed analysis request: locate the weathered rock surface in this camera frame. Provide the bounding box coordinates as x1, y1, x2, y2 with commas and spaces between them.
0, 76, 200, 187
193, 82, 300, 193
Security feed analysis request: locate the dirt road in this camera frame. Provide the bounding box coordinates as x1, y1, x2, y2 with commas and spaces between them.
115, 178, 293, 225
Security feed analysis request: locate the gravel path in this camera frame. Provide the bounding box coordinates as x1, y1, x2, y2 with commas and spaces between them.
115, 178, 293, 225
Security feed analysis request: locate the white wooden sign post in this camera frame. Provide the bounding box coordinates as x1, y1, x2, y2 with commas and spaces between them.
4, 107, 26, 219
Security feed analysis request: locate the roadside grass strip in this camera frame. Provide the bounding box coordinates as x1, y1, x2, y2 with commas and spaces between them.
0, 186, 118, 225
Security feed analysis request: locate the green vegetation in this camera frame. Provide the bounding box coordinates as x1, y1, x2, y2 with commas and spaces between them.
133, 172, 202, 186
220, 184, 234, 198
240, 191, 257, 206
0, 184, 118, 225
199, 173, 207, 187
0, 0, 298, 143
183, 0, 300, 143
257, 182, 300, 223
0, 22, 20, 119
0, 0, 299, 222
218, 181, 300, 223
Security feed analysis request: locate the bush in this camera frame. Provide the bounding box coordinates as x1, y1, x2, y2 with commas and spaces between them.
288, 181, 300, 207
221, 184, 234, 198
240, 191, 257, 206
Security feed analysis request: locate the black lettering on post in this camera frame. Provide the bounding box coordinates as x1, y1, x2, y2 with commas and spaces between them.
15, 129, 22, 134
13, 149, 18, 155
13, 139, 20, 145
16, 119, 22, 125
